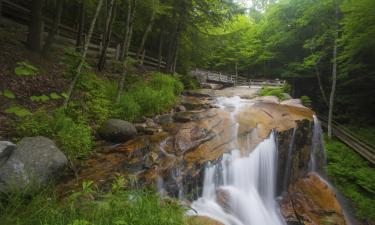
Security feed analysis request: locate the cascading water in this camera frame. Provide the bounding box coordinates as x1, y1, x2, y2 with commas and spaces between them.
188, 97, 285, 225
309, 115, 327, 175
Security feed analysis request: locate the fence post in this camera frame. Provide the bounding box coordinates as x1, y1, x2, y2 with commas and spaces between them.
141, 49, 146, 65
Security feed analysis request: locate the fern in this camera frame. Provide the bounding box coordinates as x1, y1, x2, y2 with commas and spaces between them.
3, 89, 16, 99
4, 106, 32, 117
14, 61, 39, 76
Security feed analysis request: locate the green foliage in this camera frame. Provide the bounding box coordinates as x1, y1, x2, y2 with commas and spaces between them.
325, 137, 375, 221
177, 74, 199, 90
3, 89, 15, 99
30, 95, 50, 102
16, 109, 93, 160
300, 95, 312, 107
67, 72, 112, 127
0, 181, 188, 225
282, 83, 291, 94
14, 61, 39, 76
260, 86, 285, 100
50, 92, 62, 100
114, 73, 183, 121
4, 106, 32, 117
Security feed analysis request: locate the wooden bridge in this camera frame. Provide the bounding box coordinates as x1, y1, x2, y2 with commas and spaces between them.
318, 114, 375, 165
191, 68, 286, 87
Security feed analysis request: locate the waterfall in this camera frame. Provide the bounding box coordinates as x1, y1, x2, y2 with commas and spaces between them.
309, 115, 327, 175
188, 96, 285, 225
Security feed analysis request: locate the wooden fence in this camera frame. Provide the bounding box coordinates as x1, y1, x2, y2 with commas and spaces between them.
2, 0, 166, 69
192, 68, 286, 87
318, 114, 375, 165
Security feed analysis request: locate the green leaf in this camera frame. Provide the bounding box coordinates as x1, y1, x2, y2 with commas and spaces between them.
3, 89, 15, 99
61, 92, 68, 99
4, 106, 32, 117
39, 95, 50, 102
30, 96, 40, 102
14, 61, 38, 76
50, 92, 62, 100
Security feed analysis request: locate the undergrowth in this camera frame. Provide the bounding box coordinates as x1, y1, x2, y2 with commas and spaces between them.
0, 178, 188, 225
260, 86, 286, 100
325, 137, 375, 222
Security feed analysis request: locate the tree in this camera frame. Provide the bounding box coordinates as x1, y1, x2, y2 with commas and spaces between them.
27, 0, 44, 52
43, 0, 65, 54
98, 0, 117, 71
136, 0, 157, 61
76, 0, 86, 52
63, 0, 105, 107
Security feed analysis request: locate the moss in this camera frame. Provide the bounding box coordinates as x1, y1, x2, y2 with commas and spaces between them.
325, 136, 375, 221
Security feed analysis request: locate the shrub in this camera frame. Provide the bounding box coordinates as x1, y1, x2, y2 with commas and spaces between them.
325, 137, 375, 221
260, 86, 285, 100
300, 95, 312, 107
177, 74, 199, 90
149, 72, 184, 95
16, 109, 93, 160
282, 83, 292, 94
0, 181, 188, 225
114, 93, 141, 122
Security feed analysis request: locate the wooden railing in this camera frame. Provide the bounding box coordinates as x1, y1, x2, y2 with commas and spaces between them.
2, 0, 166, 69
191, 68, 286, 87
317, 114, 375, 165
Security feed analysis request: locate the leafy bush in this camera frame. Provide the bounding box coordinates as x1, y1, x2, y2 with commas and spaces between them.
4, 106, 32, 117
177, 74, 199, 90
260, 86, 285, 100
300, 95, 312, 107
114, 93, 141, 121
16, 109, 93, 160
2, 89, 16, 99
149, 73, 184, 95
325, 137, 375, 221
67, 72, 112, 128
282, 83, 292, 94
0, 180, 188, 225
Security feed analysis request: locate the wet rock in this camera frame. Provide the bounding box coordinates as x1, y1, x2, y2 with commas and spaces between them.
180, 96, 214, 110
183, 90, 213, 98
188, 216, 225, 225
281, 174, 347, 225
0, 137, 67, 192
173, 110, 217, 123
176, 105, 187, 112
99, 119, 137, 143
154, 114, 174, 126
216, 188, 231, 213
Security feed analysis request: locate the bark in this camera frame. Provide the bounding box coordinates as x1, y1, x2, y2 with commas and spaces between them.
98, 0, 117, 71
116, 0, 138, 103
27, 0, 44, 52
63, 0, 104, 108
119, 0, 132, 61
157, 30, 163, 70
328, 4, 339, 139
136, 0, 156, 59
76, 0, 85, 52
314, 59, 329, 107
0, 0, 3, 19
42, 0, 64, 54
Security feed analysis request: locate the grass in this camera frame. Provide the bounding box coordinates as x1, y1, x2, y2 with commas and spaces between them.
325, 136, 375, 222
0, 179, 188, 225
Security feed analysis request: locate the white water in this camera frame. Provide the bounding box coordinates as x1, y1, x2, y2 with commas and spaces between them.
188, 97, 285, 225
309, 115, 327, 175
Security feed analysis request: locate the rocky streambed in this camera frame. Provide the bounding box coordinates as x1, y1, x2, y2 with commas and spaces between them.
56, 87, 347, 225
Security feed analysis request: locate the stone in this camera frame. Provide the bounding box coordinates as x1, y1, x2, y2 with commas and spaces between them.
0, 141, 16, 166
281, 174, 347, 225
188, 216, 225, 225
176, 105, 187, 112
154, 114, 174, 126
0, 137, 68, 192
99, 119, 137, 142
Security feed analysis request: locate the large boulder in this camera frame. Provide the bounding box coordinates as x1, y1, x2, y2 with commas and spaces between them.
0, 141, 16, 166
99, 119, 137, 142
0, 137, 68, 192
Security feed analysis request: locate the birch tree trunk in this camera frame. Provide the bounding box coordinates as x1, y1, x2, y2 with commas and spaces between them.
116, 0, 137, 103
63, 0, 104, 108
314, 61, 329, 106
136, 0, 156, 59
43, 0, 64, 54
328, 4, 339, 139
98, 0, 117, 71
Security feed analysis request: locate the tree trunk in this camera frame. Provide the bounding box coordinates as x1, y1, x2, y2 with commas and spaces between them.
157, 30, 163, 70
42, 0, 64, 54
76, 0, 85, 52
98, 0, 117, 71
328, 5, 339, 139
136, 0, 156, 59
116, 0, 138, 103
0, 0, 3, 19
27, 0, 44, 52
63, 0, 104, 108
119, 0, 132, 61
314, 60, 329, 107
